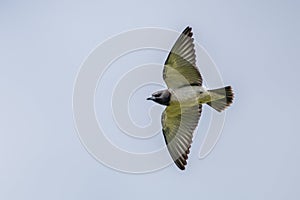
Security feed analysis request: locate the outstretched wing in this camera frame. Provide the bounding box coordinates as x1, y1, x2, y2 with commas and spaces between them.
161, 104, 202, 170
163, 26, 202, 89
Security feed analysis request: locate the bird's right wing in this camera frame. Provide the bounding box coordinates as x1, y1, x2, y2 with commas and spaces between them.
161, 103, 202, 170
163, 27, 202, 89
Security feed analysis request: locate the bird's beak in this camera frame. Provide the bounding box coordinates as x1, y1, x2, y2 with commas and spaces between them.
146, 97, 154, 100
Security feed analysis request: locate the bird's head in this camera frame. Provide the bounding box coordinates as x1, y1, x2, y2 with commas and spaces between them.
146, 90, 171, 106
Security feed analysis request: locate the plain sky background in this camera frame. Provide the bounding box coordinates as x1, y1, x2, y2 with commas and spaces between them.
1, 0, 300, 199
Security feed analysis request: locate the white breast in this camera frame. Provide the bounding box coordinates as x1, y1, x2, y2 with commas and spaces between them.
170, 86, 207, 105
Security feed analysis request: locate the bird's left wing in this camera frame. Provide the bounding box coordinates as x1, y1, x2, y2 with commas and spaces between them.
161, 103, 202, 170
163, 26, 202, 89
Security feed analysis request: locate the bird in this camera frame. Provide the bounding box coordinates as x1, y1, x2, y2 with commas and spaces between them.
146, 26, 234, 170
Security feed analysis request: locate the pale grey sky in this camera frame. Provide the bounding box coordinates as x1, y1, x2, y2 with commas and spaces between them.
0, 0, 300, 199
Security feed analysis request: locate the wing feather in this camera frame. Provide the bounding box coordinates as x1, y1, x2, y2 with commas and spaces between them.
163, 26, 202, 89
161, 104, 202, 170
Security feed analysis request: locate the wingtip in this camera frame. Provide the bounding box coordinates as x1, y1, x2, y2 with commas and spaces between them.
175, 161, 186, 170
182, 26, 193, 37
174, 149, 191, 170
185, 26, 192, 30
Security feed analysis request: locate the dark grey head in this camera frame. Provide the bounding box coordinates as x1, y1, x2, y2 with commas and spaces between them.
146, 90, 171, 106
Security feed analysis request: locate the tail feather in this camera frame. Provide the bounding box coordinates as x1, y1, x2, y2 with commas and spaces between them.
207, 86, 234, 112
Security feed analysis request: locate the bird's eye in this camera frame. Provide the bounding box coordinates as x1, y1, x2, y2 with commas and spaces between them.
153, 93, 160, 97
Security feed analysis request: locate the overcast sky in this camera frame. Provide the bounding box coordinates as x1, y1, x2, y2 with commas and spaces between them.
1, 1, 300, 200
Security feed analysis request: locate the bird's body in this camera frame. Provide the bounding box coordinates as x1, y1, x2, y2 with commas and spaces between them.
147, 26, 234, 170
170, 86, 214, 105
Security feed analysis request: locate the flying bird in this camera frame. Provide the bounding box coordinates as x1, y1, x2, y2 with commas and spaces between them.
147, 26, 234, 170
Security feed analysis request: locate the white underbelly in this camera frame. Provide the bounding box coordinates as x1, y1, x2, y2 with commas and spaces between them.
170, 86, 207, 105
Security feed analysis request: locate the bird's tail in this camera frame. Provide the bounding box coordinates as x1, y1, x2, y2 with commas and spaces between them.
207, 86, 234, 112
